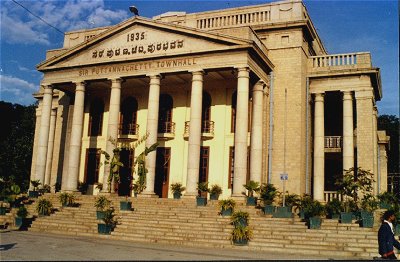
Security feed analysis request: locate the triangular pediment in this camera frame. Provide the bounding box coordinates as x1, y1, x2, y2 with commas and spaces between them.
38, 17, 252, 71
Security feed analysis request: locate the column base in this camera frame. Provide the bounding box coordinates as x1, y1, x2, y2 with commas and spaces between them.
183, 192, 198, 199
230, 194, 246, 203
137, 192, 159, 198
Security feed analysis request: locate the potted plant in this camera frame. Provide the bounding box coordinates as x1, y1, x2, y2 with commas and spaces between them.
7, 184, 21, 208
0, 202, 7, 215
231, 211, 249, 227
340, 199, 357, 224
58, 192, 75, 207
325, 198, 342, 219
97, 207, 117, 235
231, 224, 253, 245
29, 180, 41, 198
377, 191, 396, 209
94, 196, 111, 220
196, 182, 209, 206
303, 199, 325, 229
259, 183, 278, 214
336, 167, 375, 224
218, 199, 236, 216
15, 205, 28, 228
170, 183, 185, 199
209, 184, 222, 200
274, 192, 299, 218
296, 194, 313, 220
39, 184, 51, 195
120, 196, 132, 211
36, 198, 53, 216
243, 180, 260, 206
359, 194, 378, 228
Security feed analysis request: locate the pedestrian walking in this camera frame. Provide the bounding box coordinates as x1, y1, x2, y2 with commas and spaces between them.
378, 210, 400, 259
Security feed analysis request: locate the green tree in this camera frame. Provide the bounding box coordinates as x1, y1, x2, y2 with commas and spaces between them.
0, 101, 35, 194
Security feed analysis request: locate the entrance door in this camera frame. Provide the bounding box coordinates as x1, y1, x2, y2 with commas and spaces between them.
85, 148, 100, 185
155, 147, 170, 198
118, 148, 134, 196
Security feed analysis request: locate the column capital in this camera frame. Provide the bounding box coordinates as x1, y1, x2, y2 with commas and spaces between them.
146, 73, 161, 79
314, 92, 324, 101
236, 67, 250, 78
253, 81, 264, 92
41, 84, 53, 94
342, 91, 353, 101
109, 78, 123, 87
73, 81, 86, 92
191, 70, 204, 82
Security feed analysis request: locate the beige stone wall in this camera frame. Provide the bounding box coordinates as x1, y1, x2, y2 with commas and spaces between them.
355, 89, 375, 181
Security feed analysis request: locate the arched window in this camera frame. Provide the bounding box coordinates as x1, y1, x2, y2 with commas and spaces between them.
88, 98, 104, 136
202, 91, 211, 132
120, 97, 138, 135
158, 94, 173, 133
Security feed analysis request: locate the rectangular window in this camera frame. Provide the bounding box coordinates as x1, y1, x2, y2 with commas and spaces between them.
199, 147, 209, 184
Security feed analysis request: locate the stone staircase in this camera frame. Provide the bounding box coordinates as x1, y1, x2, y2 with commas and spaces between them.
25, 194, 380, 259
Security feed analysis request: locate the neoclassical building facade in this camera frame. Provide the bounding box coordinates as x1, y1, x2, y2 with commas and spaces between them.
30, 0, 389, 201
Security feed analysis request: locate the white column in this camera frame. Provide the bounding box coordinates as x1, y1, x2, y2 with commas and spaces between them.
30, 107, 41, 190
65, 82, 85, 192
44, 108, 57, 186
102, 78, 122, 193
250, 80, 264, 184
35, 85, 53, 186
185, 71, 204, 197
372, 106, 378, 194
342, 91, 354, 171
232, 67, 250, 198
143, 74, 161, 196
313, 92, 325, 202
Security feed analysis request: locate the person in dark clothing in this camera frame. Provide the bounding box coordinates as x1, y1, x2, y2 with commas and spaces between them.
378, 210, 400, 259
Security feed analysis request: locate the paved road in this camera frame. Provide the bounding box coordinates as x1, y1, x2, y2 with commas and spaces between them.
1, 231, 362, 261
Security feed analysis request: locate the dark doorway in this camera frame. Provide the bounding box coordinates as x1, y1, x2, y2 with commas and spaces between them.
85, 148, 100, 185
120, 97, 138, 135
118, 148, 134, 196
158, 94, 173, 133
325, 153, 343, 191
198, 147, 209, 196
155, 147, 171, 198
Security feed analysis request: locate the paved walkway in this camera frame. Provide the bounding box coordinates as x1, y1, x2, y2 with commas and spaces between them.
1, 231, 364, 261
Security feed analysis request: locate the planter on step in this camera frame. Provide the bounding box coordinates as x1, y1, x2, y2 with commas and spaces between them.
15, 217, 24, 228
173, 192, 181, 199
0, 207, 7, 215
120, 201, 132, 211
308, 216, 322, 229
232, 239, 248, 246
210, 193, 219, 201
196, 196, 207, 206
327, 213, 340, 219
221, 208, 233, 216
395, 224, 400, 236
361, 215, 374, 228
298, 209, 305, 220
97, 223, 112, 234
379, 202, 391, 209
263, 205, 275, 215
273, 206, 292, 218
28, 191, 39, 198
340, 212, 353, 224
96, 210, 106, 220
246, 196, 257, 206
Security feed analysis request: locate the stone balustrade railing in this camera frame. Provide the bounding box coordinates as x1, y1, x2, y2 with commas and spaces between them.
309, 52, 372, 72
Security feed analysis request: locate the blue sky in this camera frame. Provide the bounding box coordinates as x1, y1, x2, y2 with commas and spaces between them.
0, 0, 398, 116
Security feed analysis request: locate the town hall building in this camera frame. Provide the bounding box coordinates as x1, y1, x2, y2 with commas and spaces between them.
30, 0, 389, 202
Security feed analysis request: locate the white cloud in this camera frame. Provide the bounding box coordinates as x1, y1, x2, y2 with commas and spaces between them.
0, 74, 37, 105
0, 0, 129, 45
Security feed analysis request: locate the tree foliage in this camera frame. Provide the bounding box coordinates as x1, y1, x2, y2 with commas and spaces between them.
0, 101, 35, 194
